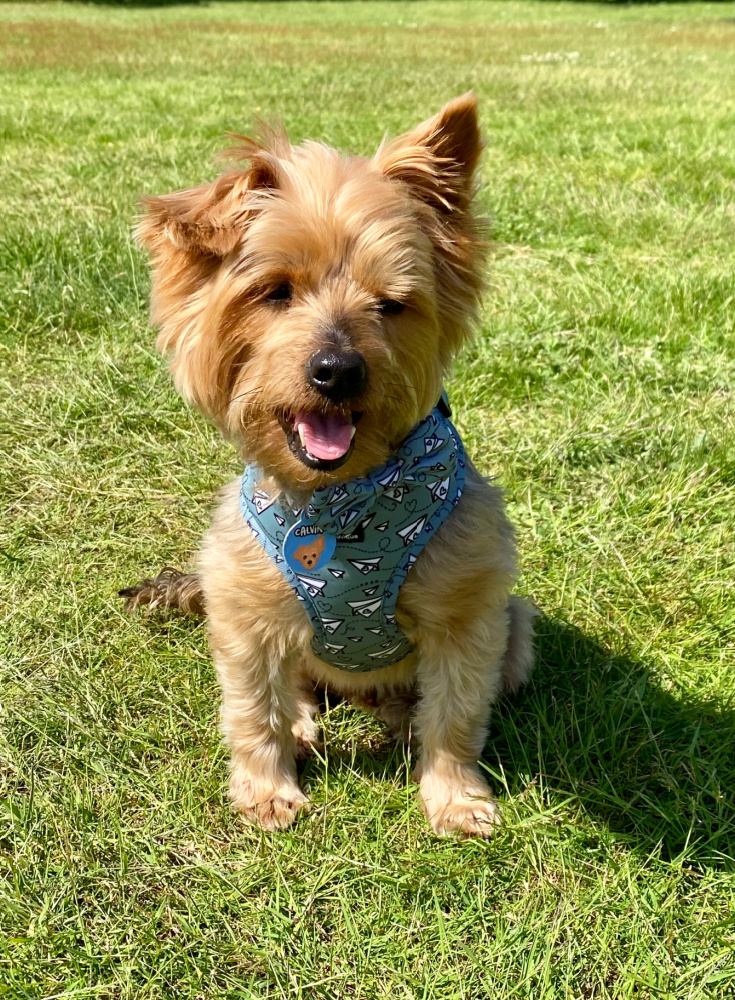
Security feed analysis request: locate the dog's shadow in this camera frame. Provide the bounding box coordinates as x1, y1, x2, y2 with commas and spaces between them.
489, 616, 735, 863
308, 615, 735, 863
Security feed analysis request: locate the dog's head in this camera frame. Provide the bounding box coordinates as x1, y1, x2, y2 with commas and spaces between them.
137, 94, 486, 492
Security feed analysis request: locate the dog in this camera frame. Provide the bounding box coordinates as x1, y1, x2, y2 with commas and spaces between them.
124, 94, 536, 837
291, 533, 326, 570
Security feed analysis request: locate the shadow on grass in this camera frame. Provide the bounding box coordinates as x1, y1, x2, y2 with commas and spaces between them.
488, 615, 735, 864
130, 602, 733, 863
305, 614, 734, 864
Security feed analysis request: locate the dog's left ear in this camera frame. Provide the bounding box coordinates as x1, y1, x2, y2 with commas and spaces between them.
373, 93, 482, 214
374, 95, 486, 350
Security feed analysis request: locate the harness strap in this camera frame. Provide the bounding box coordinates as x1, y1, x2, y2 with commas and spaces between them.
240, 401, 465, 671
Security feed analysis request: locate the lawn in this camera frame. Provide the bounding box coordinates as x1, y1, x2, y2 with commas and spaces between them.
1, 0, 735, 996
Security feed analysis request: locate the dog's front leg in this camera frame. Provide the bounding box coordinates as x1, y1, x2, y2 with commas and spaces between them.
214, 639, 308, 831
413, 604, 508, 838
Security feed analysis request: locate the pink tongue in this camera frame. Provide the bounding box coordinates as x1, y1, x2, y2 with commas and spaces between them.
295, 410, 354, 461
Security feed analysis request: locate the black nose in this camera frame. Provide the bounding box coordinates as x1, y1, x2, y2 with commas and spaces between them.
306, 349, 367, 401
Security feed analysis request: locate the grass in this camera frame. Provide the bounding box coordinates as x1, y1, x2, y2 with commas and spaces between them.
1, 0, 735, 996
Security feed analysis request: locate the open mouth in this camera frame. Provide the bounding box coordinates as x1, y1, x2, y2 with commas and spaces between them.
279, 409, 360, 471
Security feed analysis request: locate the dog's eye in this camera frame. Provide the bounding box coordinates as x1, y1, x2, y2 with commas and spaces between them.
266, 282, 292, 305
378, 298, 405, 317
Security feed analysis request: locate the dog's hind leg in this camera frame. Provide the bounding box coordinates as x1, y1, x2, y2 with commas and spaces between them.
349, 685, 418, 745
291, 671, 323, 759
501, 596, 538, 695
119, 567, 205, 615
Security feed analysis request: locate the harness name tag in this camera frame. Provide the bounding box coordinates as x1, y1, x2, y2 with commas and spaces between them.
284, 520, 336, 573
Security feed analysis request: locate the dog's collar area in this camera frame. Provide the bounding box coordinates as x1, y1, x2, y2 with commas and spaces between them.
294, 394, 458, 537
240, 395, 466, 672
436, 393, 452, 419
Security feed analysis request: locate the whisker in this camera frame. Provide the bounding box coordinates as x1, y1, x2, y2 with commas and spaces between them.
229, 385, 264, 404
385, 380, 418, 392
223, 387, 265, 416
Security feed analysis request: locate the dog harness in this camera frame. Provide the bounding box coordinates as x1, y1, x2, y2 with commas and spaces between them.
239, 399, 466, 672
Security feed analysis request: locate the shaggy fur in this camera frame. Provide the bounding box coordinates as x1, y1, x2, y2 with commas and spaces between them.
129, 94, 535, 837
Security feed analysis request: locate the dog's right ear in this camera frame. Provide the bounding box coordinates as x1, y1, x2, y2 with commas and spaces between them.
136, 139, 282, 259
374, 93, 482, 216
134, 133, 287, 424
136, 173, 247, 259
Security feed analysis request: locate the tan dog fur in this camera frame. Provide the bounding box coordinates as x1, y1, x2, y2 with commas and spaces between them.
134, 94, 535, 837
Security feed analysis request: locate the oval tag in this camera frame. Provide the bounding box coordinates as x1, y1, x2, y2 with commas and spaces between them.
284, 520, 336, 574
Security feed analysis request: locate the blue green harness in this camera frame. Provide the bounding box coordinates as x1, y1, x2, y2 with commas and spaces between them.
239, 401, 465, 672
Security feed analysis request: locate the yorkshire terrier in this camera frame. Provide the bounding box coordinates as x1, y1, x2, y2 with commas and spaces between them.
124, 94, 535, 837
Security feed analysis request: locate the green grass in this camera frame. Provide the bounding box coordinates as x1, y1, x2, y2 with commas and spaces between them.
1, 1, 735, 996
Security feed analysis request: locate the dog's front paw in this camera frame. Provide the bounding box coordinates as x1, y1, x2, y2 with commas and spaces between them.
417, 765, 501, 839
229, 769, 309, 831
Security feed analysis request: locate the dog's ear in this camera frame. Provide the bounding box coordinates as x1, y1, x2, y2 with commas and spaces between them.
374, 95, 486, 355
136, 136, 282, 259
135, 132, 288, 427
136, 173, 249, 259
373, 93, 481, 214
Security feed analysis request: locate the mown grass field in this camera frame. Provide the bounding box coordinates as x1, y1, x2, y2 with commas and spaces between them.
1, 1, 734, 996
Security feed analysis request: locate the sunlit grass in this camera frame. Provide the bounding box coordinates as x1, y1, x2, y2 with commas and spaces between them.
1, 2, 734, 997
